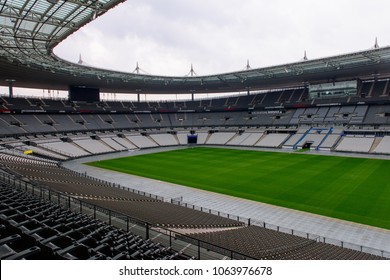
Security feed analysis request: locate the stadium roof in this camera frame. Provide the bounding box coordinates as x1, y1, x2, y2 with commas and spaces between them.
1, 0, 390, 95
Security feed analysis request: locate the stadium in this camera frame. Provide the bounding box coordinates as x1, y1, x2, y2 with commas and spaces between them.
0, 0, 390, 260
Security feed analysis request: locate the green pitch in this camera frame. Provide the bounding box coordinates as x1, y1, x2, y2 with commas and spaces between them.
86, 147, 390, 229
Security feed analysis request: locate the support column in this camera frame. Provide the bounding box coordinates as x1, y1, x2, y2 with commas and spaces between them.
5, 79, 15, 98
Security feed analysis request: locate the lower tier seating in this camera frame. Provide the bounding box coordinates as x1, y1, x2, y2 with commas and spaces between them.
0, 184, 190, 260
187, 226, 386, 260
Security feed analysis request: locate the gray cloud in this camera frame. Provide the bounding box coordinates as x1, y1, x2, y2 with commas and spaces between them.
54, 0, 390, 76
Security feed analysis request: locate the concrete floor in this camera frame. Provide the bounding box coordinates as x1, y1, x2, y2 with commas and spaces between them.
63, 146, 390, 256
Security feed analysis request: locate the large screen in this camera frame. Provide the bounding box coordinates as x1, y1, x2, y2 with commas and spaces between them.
69, 86, 100, 102
187, 134, 198, 144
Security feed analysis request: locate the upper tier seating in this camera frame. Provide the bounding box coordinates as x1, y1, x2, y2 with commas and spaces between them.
0, 104, 389, 137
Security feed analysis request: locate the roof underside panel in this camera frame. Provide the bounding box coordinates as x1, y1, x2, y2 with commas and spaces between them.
1, 0, 390, 95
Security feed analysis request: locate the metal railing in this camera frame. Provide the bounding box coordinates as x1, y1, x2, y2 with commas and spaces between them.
0, 170, 254, 260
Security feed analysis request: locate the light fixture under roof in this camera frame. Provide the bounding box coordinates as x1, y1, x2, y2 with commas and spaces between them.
46, 0, 59, 4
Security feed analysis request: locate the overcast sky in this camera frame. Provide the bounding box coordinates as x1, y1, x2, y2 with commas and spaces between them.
2, 0, 389, 99
54, 0, 390, 77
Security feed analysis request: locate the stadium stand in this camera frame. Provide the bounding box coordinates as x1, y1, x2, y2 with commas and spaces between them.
42, 141, 91, 158
99, 136, 128, 152
0, 183, 190, 260
187, 226, 385, 260
0, 153, 244, 228
1, 1, 390, 260
2, 100, 390, 156
335, 135, 375, 153
149, 133, 179, 147
2, 97, 390, 260
317, 134, 342, 151
111, 136, 138, 150
125, 134, 158, 149
177, 132, 189, 145
0, 147, 387, 260
14, 145, 69, 161
293, 128, 329, 150
255, 133, 291, 148
226, 132, 263, 146
373, 136, 390, 154
72, 138, 115, 154
206, 132, 236, 145
196, 132, 209, 145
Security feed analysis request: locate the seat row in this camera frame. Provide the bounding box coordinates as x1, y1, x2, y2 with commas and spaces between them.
1, 157, 245, 229
0, 184, 189, 260
188, 226, 386, 260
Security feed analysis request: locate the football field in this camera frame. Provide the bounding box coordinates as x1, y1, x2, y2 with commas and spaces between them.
86, 147, 390, 229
